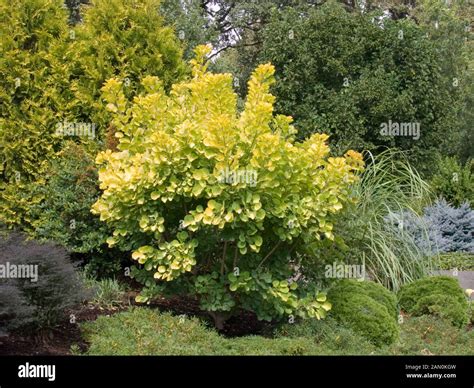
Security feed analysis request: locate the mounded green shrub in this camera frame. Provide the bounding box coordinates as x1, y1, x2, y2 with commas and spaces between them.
327, 279, 399, 346
334, 278, 399, 319
275, 317, 377, 354
398, 276, 469, 328
360, 281, 399, 320
329, 279, 398, 319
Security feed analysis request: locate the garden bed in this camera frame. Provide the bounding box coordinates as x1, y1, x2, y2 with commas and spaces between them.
1, 297, 472, 356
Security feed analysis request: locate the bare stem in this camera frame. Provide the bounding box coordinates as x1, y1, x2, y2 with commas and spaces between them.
221, 240, 228, 275
233, 243, 239, 268
257, 241, 282, 270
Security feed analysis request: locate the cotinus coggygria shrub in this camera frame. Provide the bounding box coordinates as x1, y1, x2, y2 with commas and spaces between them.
92, 45, 364, 329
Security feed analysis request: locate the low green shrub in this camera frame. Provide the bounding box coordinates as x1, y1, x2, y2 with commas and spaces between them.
81, 307, 371, 355
83, 308, 299, 355
275, 317, 377, 354
82, 308, 221, 355
388, 315, 474, 355
398, 276, 469, 328
223, 336, 315, 356
0, 232, 89, 333
327, 279, 399, 346
80, 307, 473, 355
436, 252, 474, 270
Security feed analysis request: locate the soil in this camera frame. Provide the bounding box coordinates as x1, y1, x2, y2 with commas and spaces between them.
0, 293, 274, 355
0, 305, 124, 356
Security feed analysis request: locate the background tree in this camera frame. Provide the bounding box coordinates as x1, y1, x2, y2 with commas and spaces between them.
257, 1, 468, 172
160, 0, 219, 59
169, 0, 471, 170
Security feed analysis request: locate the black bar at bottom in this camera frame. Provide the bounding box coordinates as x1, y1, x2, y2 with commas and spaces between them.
0, 356, 472, 387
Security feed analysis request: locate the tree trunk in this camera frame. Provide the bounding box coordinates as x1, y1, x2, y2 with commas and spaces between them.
208, 311, 229, 331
